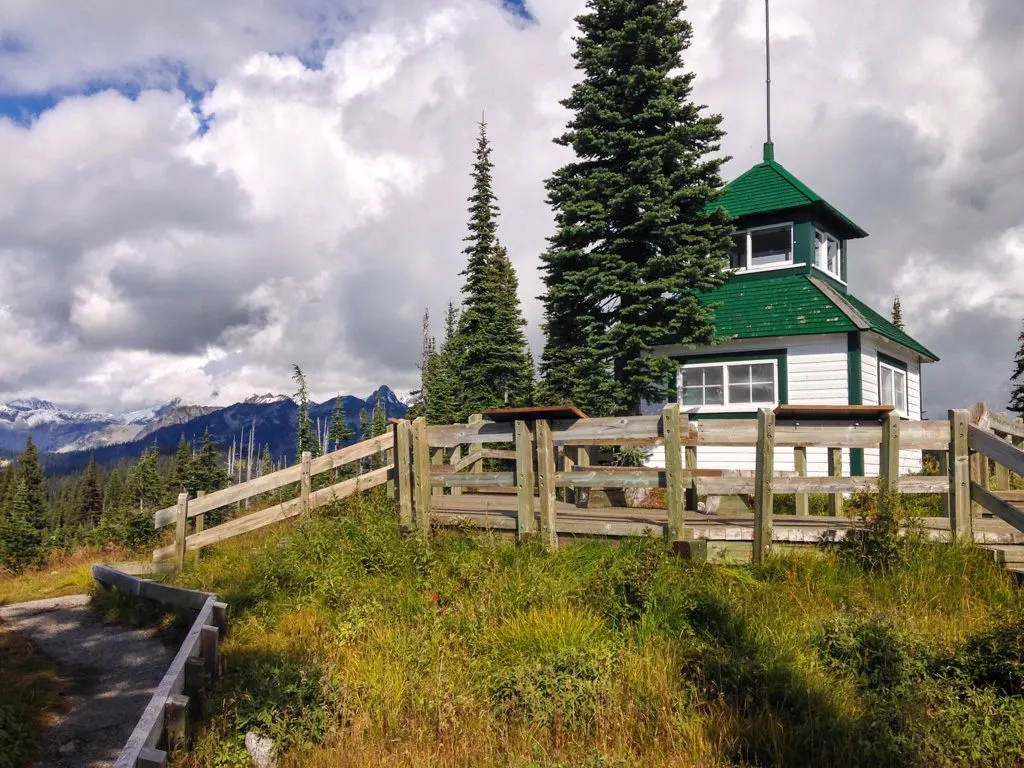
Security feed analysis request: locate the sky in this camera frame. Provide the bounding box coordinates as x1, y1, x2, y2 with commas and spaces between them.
0, 0, 1022, 417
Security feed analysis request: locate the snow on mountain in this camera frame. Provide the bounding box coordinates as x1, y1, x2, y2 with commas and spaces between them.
244, 393, 292, 405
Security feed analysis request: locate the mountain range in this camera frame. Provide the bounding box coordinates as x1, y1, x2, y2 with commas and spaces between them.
0, 387, 410, 474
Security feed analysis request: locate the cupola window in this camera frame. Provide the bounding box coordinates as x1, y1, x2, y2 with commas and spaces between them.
728, 223, 794, 271
814, 228, 842, 279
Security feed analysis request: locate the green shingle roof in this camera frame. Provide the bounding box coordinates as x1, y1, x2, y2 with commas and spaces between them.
713, 144, 868, 239
699, 274, 938, 361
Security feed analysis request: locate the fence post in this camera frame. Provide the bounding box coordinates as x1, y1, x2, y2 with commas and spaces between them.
451, 444, 463, 497
948, 409, 972, 539
431, 448, 444, 496
299, 451, 312, 516
938, 452, 950, 518
469, 414, 483, 477
794, 447, 808, 516
195, 490, 206, 534
174, 493, 188, 572
385, 426, 395, 499
535, 419, 558, 551
827, 448, 843, 517
684, 438, 699, 511
164, 693, 190, 751
514, 420, 536, 541
395, 421, 413, 531
574, 445, 591, 507
561, 446, 576, 504
753, 408, 775, 564
880, 411, 901, 513
663, 403, 685, 542
412, 417, 432, 538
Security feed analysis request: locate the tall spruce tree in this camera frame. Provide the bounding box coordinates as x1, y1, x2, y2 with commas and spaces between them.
190, 429, 229, 493
1010, 321, 1024, 415
292, 364, 320, 460
79, 455, 104, 527
16, 436, 47, 530
104, 466, 129, 513
328, 396, 353, 451
128, 445, 164, 511
537, 0, 733, 415
891, 295, 905, 331
491, 243, 535, 406
0, 480, 42, 573
407, 309, 435, 420
168, 434, 193, 495
261, 445, 273, 477
425, 301, 464, 424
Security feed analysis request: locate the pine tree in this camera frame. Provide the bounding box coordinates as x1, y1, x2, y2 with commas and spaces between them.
425, 301, 465, 424
79, 455, 104, 527
407, 309, 435, 420
491, 243, 535, 406
16, 436, 47, 530
328, 396, 354, 452
1010, 321, 1024, 415
371, 393, 389, 438
190, 429, 229, 493
168, 433, 193, 495
261, 445, 273, 477
0, 461, 13, 510
537, 0, 734, 415
292, 364, 320, 460
359, 408, 371, 441
0, 480, 42, 573
104, 466, 129, 513
128, 445, 164, 511
891, 295, 905, 331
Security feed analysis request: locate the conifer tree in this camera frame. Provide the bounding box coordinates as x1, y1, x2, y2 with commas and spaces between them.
168, 433, 193, 495
537, 0, 733, 415
292, 364, 320, 460
128, 444, 164, 511
328, 396, 354, 452
359, 408, 371, 440
891, 295, 905, 331
407, 309, 435, 420
425, 301, 464, 424
79, 455, 104, 527
16, 436, 47, 530
1010, 321, 1024, 416
190, 429, 229, 493
261, 445, 273, 477
491, 243, 535, 406
0, 480, 42, 573
0, 461, 13, 510
104, 466, 129, 513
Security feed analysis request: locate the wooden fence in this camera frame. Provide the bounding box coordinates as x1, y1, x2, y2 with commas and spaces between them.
92, 565, 228, 768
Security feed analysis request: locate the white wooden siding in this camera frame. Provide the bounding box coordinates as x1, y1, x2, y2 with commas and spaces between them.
860, 336, 924, 474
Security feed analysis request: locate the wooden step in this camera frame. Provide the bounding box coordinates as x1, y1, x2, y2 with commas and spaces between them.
984, 545, 1024, 564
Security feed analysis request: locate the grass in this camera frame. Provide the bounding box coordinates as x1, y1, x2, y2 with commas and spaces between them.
0, 545, 130, 605
152, 490, 1024, 768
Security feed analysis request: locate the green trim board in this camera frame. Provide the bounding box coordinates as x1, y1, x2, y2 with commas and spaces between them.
847, 332, 865, 476
876, 351, 908, 372
670, 348, 789, 409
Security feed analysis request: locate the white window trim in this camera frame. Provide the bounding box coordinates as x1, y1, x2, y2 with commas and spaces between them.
678, 358, 780, 413
878, 360, 908, 417
729, 222, 795, 273
812, 227, 845, 283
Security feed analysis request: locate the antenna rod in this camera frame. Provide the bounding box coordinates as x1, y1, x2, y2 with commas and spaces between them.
765, 0, 772, 144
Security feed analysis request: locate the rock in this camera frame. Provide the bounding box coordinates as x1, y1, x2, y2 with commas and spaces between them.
245, 731, 278, 768
57, 739, 80, 755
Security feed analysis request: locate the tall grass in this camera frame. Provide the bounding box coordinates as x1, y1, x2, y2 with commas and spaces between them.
171, 491, 1024, 768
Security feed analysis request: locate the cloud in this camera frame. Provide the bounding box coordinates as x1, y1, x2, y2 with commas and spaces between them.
0, 0, 1021, 419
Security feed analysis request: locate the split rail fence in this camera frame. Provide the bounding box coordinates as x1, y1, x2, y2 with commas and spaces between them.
149, 403, 1024, 570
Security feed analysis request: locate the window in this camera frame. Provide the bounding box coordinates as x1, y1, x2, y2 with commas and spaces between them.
879, 360, 908, 416
681, 361, 777, 408
728, 224, 794, 271
814, 228, 843, 279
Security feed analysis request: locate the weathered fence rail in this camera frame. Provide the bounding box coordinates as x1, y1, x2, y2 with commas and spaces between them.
92, 565, 228, 768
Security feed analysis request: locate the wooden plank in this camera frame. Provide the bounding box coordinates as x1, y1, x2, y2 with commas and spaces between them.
174, 493, 188, 572
536, 419, 558, 551
752, 408, 775, 564
412, 417, 432, 538
299, 451, 312, 516
828, 448, 843, 517
164, 693, 189, 751
136, 747, 167, 768
938, 452, 950, 518
971, 482, 1024, 534
396, 420, 413, 529
794, 446, 809, 517
431, 472, 516, 488
515, 420, 535, 540
949, 409, 972, 539
684, 426, 698, 512
153, 464, 303, 528
995, 490, 1024, 502
901, 420, 952, 450
880, 411, 900, 505
696, 420, 947, 450
988, 410, 1024, 440
450, 445, 463, 496
969, 425, 1024, 478
556, 469, 665, 488
431, 448, 444, 496
664, 404, 685, 541
194, 490, 206, 534
307, 431, 393, 476
451, 448, 516, 473
551, 415, 662, 446
694, 475, 948, 496
468, 414, 484, 476
309, 466, 391, 507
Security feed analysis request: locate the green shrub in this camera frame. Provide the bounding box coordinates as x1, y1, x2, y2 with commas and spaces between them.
583, 536, 669, 626
816, 616, 925, 691
947, 617, 1024, 695
232, 657, 335, 750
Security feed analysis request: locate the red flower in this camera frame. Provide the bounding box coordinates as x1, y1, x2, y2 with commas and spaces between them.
431, 593, 439, 603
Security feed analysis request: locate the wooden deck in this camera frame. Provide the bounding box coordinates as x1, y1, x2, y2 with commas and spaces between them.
431, 493, 1024, 546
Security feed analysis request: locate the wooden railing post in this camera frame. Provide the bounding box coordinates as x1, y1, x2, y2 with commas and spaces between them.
299, 451, 312, 515
469, 414, 483, 477
684, 439, 698, 511
395, 420, 413, 530
412, 417, 432, 538
164, 693, 190, 752
195, 490, 206, 534
937, 452, 950, 519
663, 403, 685, 542
949, 409, 972, 539
794, 447, 808, 516
535, 419, 558, 551
451, 444, 463, 497
431, 448, 444, 496
753, 408, 775, 564
827, 448, 843, 517
514, 420, 536, 541
574, 445, 591, 507
562, 446, 576, 504
880, 411, 901, 514
174, 493, 188, 572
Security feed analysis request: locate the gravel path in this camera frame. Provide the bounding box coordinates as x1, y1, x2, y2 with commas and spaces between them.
0, 594, 176, 768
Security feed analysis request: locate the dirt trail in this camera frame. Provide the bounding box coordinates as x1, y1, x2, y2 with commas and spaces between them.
0, 594, 175, 768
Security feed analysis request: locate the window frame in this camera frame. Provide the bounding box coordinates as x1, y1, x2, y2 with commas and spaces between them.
813, 227, 845, 282
679, 357, 781, 413
877, 356, 909, 417
729, 222, 796, 273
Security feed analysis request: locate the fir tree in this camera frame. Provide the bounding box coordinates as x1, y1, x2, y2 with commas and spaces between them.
261, 444, 273, 477
168, 433, 193, 495
190, 429, 229, 493
79, 454, 104, 527
0, 461, 13, 510
537, 0, 734, 415
292, 364, 320, 460
0, 480, 42, 573
1010, 321, 1024, 416
128, 444, 164, 511
16, 436, 47, 530
407, 308, 436, 420
891, 295, 905, 331
491, 243, 535, 406
425, 301, 465, 424
327, 396, 354, 452
104, 466, 129, 513
359, 408, 371, 441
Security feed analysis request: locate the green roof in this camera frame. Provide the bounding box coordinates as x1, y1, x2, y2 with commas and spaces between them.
713, 144, 868, 239
699, 274, 938, 361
